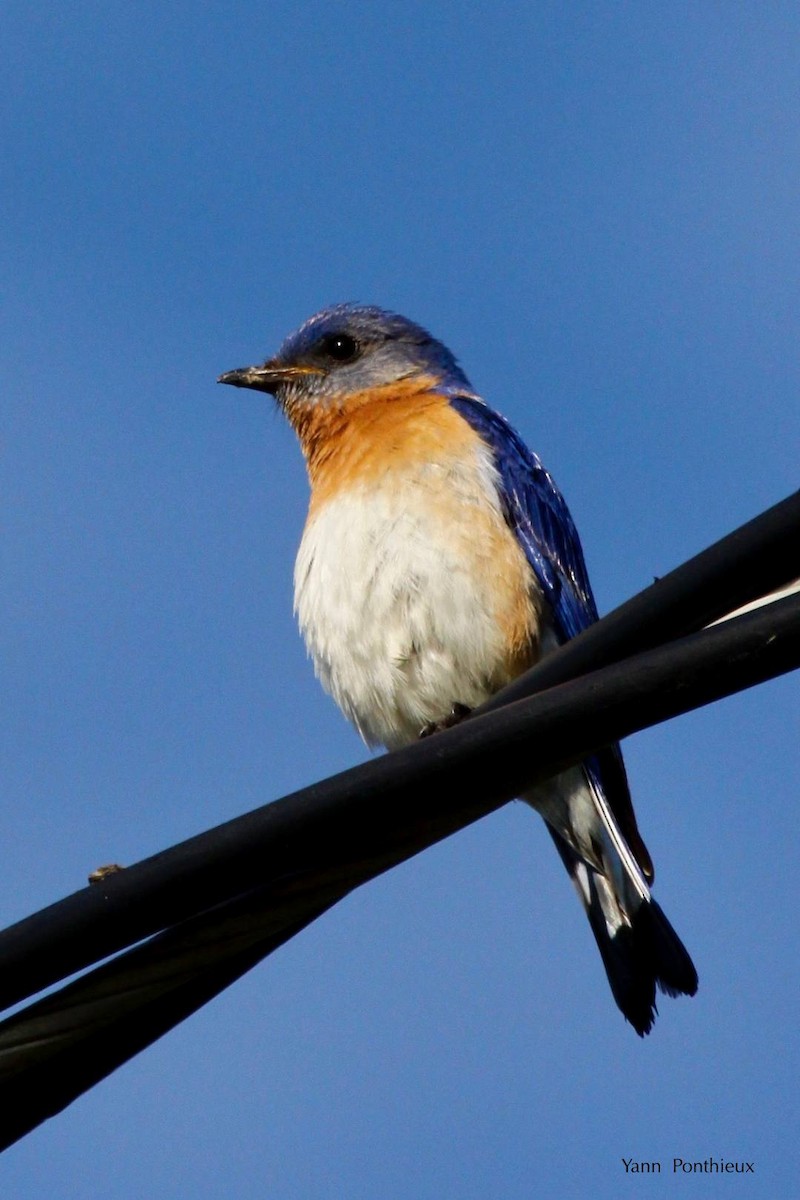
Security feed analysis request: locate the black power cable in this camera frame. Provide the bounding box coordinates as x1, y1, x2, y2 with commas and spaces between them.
0, 491, 797, 1150
1, 490, 798, 1014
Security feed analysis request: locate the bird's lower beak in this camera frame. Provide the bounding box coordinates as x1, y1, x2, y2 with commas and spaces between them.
217, 361, 320, 395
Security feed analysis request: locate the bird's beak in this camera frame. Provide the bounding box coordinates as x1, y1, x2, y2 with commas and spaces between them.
217, 361, 320, 395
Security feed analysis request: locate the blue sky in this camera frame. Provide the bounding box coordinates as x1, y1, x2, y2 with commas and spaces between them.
3, 3, 799, 1196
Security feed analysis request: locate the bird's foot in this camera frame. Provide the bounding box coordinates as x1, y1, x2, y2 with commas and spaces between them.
419, 702, 472, 739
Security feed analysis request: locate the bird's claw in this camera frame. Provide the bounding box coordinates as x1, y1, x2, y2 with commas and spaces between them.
419, 702, 472, 739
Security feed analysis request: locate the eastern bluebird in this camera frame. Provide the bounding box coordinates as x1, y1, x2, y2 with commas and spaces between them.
219, 304, 698, 1035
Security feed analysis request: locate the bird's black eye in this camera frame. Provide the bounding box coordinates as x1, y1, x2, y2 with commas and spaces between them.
319, 333, 361, 363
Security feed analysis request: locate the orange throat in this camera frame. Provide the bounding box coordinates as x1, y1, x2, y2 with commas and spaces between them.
284, 375, 470, 511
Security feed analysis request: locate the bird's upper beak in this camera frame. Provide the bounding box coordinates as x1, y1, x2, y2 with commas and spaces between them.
217, 360, 321, 395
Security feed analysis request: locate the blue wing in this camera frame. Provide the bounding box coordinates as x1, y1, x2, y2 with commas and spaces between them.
449, 394, 655, 883
446, 398, 699, 1028
449, 396, 598, 643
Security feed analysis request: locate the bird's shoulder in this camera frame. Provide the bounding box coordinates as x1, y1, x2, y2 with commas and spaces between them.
448, 395, 599, 642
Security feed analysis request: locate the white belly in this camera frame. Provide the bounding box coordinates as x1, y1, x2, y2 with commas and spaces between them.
294, 482, 541, 750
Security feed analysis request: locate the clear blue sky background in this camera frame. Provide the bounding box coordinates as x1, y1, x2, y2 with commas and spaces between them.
3, 4, 799, 1197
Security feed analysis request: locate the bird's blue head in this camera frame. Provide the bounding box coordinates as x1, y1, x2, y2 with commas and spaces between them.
218, 304, 474, 407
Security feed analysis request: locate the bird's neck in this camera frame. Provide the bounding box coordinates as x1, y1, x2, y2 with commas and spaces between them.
285, 376, 464, 511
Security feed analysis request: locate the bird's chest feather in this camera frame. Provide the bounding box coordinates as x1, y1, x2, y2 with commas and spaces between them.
292, 403, 542, 749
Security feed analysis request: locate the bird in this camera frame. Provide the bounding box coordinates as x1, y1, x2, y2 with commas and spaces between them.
219, 303, 698, 1035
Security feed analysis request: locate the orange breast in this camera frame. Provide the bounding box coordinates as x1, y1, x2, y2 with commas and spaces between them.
286, 376, 472, 506
289, 377, 542, 680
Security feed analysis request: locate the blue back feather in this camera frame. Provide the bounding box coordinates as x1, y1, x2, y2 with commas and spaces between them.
449, 394, 652, 876
449, 396, 599, 643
